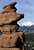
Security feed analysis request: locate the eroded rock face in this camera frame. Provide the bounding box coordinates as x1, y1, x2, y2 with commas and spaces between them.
3, 2, 17, 9
0, 48, 20, 50
0, 32, 23, 47
0, 12, 24, 25
0, 25, 19, 32
0, 2, 25, 50
3, 2, 17, 12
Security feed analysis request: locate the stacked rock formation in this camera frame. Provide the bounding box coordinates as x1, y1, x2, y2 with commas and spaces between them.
0, 2, 24, 50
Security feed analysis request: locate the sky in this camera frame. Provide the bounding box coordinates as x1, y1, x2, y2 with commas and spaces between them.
0, 0, 34, 25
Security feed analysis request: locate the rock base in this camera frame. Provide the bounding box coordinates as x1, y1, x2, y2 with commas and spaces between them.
0, 48, 20, 50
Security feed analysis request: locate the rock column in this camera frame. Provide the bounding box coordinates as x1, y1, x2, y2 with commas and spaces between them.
0, 2, 25, 50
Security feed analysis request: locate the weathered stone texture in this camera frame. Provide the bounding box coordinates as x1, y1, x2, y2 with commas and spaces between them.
0, 32, 23, 48
3, 2, 17, 9
0, 48, 20, 50
0, 2, 25, 50
0, 25, 18, 32
0, 12, 24, 25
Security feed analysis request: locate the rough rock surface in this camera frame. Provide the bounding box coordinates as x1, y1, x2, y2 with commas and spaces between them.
0, 12, 24, 25
0, 48, 20, 50
0, 32, 23, 47
0, 2, 25, 50
0, 25, 18, 32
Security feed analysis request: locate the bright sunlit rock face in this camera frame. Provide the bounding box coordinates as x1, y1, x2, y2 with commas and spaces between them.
0, 2, 24, 50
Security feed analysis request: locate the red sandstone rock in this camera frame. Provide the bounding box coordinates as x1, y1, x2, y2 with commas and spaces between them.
0, 32, 23, 48
0, 12, 24, 25
3, 2, 17, 9
0, 2, 24, 50
0, 25, 18, 32
0, 48, 20, 50
0, 1, 24, 25
3, 2, 17, 13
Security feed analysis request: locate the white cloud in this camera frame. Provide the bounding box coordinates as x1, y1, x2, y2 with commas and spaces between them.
17, 22, 34, 26
22, 22, 34, 26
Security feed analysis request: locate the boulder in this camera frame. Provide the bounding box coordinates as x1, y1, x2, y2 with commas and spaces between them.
3, 2, 17, 9
0, 2, 24, 25
0, 32, 24, 48
0, 2, 24, 50
0, 12, 24, 25
3, 2, 17, 13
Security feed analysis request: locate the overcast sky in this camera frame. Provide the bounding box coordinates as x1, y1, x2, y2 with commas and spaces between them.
0, 0, 34, 24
